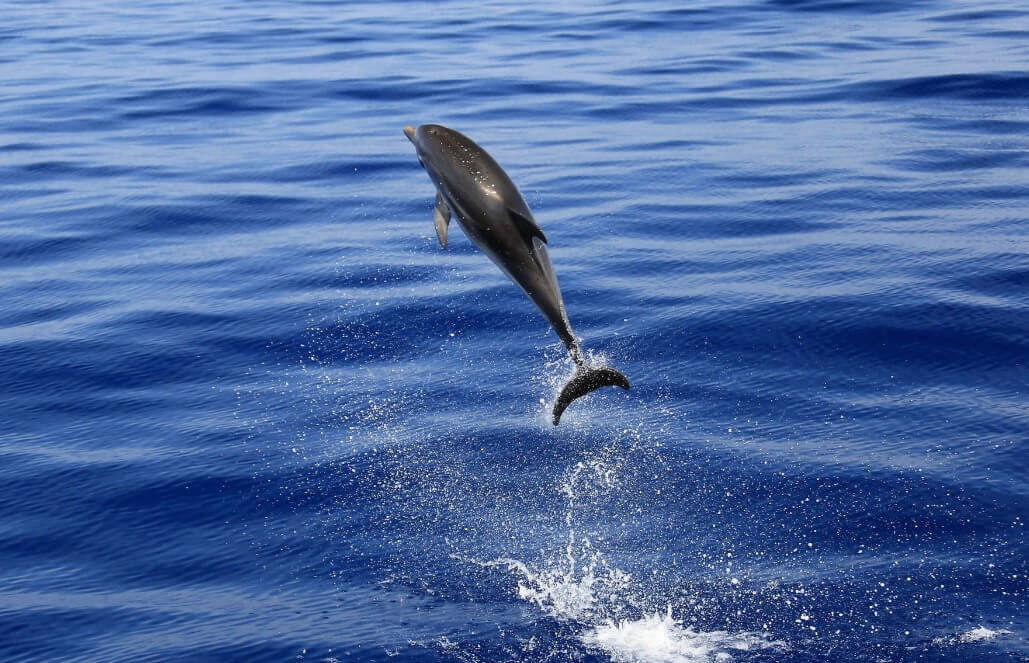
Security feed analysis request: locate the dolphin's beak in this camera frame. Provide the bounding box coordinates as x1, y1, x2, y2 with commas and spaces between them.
403, 125, 416, 143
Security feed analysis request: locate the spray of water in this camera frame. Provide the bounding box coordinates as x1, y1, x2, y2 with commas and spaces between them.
453, 455, 785, 663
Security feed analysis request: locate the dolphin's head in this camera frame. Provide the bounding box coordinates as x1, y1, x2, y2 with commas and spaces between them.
404, 124, 455, 177
405, 124, 453, 148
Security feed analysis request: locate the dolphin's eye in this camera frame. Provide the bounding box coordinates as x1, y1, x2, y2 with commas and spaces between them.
428, 128, 437, 135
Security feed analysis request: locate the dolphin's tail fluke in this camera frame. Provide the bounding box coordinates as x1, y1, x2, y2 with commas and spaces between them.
552, 365, 630, 425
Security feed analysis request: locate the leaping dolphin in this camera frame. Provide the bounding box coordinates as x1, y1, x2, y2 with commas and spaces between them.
404, 123, 629, 425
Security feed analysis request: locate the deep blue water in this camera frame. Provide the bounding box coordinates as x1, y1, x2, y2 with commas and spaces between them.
1, 1, 1027, 661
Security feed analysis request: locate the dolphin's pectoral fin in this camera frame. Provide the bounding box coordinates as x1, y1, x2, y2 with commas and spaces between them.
508, 207, 547, 245
434, 192, 451, 249
552, 365, 630, 425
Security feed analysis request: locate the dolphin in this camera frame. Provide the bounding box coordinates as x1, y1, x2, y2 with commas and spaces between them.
404, 123, 629, 425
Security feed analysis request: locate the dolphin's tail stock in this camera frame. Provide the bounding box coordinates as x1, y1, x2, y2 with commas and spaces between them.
552, 365, 630, 425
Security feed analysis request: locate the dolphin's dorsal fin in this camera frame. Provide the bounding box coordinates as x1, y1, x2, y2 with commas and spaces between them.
434, 192, 451, 248
508, 207, 547, 245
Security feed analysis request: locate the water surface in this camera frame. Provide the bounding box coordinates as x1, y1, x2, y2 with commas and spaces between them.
1, 1, 1026, 661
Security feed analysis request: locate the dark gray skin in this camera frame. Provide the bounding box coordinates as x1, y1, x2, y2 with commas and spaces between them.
405, 124, 578, 359
404, 124, 629, 424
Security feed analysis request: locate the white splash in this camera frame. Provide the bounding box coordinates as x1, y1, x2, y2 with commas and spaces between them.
582, 607, 783, 663
452, 459, 630, 622
453, 456, 787, 663
933, 626, 1013, 646
460, 530, 631, 622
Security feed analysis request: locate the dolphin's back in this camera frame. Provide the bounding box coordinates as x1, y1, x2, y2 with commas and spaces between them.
422, 125, 535, 222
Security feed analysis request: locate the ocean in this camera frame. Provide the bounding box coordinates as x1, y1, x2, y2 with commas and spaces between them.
1, 1, 1026, 661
